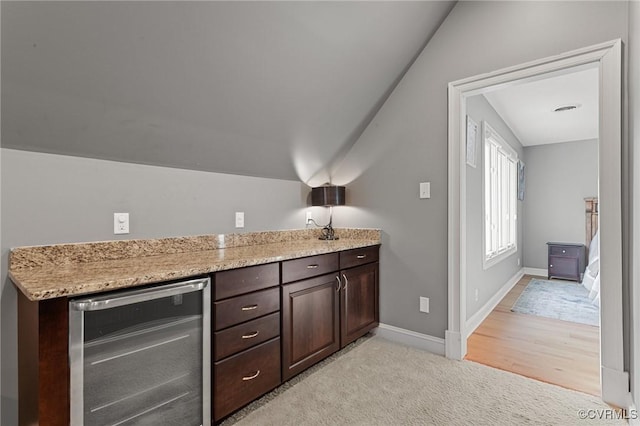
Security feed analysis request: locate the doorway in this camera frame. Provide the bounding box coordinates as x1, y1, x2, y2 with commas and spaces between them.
446, 39, 626, 407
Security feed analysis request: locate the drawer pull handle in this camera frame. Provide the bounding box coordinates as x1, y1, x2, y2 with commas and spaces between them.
241, 331, 259, 339
336, 276, 342, 292
307, 264, 319, 269
343, 273, 349, 290
356, 254, 367, 259
241, 304, 258, 311
242, 370, 261, 381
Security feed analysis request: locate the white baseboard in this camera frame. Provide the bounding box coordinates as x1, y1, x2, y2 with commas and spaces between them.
601, 366, 631, 409
445, 330, 463, 360
464, 268, 524, 339
375, 323, 445, 356
523, 267, 547, 277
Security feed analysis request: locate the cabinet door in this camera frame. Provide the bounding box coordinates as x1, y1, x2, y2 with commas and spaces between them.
281, 274, 340, 381
340, 263, 379, 348
549, 255, 579, 281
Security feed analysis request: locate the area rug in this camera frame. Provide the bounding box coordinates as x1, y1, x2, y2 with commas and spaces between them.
511, 279, 599, 326
223, 337, 624, 425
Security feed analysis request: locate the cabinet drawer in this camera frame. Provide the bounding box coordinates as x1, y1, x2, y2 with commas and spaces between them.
549, 245, 581, 257
214, 337, 281, 421
214, 312, 280, 361
339, 245, 380, 269
214, 263, 279, 301
282, 253, 339, 284
214, 287, 280, 330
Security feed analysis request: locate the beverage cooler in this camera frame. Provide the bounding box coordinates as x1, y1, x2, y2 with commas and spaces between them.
69, 277, 211, 426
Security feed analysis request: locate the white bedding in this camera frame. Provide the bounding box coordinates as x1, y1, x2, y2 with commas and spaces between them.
581, 231, 600, 306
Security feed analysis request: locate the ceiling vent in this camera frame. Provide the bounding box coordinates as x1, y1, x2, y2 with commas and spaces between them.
553, 104, 580, 112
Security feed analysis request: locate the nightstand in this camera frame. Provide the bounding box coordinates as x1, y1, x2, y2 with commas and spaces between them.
547, 242, 586, 282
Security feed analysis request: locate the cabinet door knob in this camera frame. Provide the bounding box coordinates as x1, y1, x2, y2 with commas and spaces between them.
550, 264, 553, 268
241, 331, 259, 339
242, 370, 261, 381
562, 250, 566, 253
241, 304, 258, 311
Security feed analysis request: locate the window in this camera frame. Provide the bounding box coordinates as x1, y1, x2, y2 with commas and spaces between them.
483, 122, 517, 268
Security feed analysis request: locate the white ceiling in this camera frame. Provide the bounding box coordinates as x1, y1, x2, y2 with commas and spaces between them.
1, 1, 456, 184
483, 66, 599, 147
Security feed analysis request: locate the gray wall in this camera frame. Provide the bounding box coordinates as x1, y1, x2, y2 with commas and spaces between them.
1, 1, 455, 185
333, 1, 628, 338
522, 140, 598, 269
0, 148, 306, 423
630, 0, 640, 411
465, 95, 524, 320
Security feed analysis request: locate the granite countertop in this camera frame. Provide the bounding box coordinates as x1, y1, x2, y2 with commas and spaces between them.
9, 228, 381, 301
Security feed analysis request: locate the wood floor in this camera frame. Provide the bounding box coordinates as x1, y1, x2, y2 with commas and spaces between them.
465, 275, 600, 396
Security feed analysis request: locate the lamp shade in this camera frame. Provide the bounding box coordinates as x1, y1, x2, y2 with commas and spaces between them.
311, 185, 346, 206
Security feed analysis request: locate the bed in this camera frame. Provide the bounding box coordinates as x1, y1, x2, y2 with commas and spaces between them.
582, 197, 600, 306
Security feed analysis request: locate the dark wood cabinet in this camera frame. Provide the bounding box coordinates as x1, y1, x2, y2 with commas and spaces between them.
17, 293, 70, 426
340, 262, 379, 347
212, 265, 281, 421
281, 273, 340, 381
281, 247, 380, 381
547, 242, 586, 282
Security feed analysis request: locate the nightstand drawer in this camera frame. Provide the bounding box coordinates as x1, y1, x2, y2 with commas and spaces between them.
549, 245, 581, 257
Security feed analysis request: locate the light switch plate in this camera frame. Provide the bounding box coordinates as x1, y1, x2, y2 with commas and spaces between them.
419, 182, 431, 199
419, 297, 429, 313
235, 212, 245, 228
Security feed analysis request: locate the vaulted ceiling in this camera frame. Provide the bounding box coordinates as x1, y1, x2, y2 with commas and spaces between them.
2, 1, 456, 184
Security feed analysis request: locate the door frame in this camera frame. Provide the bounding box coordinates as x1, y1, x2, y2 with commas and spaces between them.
446, 39, 627, 406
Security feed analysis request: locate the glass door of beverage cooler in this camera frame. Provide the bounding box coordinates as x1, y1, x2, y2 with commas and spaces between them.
69, 277, 211, 426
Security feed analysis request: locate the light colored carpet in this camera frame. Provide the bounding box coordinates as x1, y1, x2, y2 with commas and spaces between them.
225, 337, 624, 425
511, 279, 599, 326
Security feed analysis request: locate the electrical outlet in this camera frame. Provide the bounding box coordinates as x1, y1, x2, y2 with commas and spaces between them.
419, 297, 429, 313
306, 211, 313, 225
235, 212, 245, 228
517, 258, 521, 266
475, 289, 479, 302
114, 213, 130, 234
